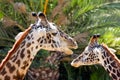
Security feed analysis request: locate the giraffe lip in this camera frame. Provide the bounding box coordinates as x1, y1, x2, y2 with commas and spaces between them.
63, 48, 73, 55
70, 42, 78, 49
69, 45, 78, 49
73, 46, 78, 49
71, 63, 79, 67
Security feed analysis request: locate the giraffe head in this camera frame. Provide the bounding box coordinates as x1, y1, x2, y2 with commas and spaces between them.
71, 34, 116, 67
16, 12, 78, 55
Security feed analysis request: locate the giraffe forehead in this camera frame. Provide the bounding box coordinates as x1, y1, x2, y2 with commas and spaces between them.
85, 45, 101, 53
32, 17, 70, 39
92, 48, 100, 54
80, 47, 100, 59
36, 18, 42, 26
35, 18, 57, 29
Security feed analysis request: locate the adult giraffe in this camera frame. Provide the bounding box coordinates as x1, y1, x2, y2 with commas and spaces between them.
0, 12, 78, 80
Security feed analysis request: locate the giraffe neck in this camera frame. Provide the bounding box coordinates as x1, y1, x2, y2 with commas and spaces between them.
100, 44, 120, 80
45, 51, 63, 68
0, 27, 42, 80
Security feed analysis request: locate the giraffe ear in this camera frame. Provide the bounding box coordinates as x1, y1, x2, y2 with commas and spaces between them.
15, 32, 24, 40
109, 48, 116, 53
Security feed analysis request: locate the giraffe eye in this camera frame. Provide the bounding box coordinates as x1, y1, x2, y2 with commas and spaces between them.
37, 25, 42, 28
52, 32, 58, 36
49, 29, 58, 36
52, 23, 56, 26
84, 53, 88, 55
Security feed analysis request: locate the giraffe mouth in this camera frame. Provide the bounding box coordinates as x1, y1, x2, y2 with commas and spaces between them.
71, 62, 80, 67
63, 48, 73, 55
66, 39, 78, 49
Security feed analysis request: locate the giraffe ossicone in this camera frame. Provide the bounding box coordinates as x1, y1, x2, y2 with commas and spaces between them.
0, 12, 78, 80
71, 34, 120, 80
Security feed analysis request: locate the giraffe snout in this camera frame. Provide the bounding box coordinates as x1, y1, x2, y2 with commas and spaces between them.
66, 38, 78, 49
71, 62, 79, 68
63, 48, 73, 55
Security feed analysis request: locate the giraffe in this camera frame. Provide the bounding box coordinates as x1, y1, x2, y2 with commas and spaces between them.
25, 51, 78, 80
25, 51, 64, 80
71, 34, 120, 80
0, 12, 78, 80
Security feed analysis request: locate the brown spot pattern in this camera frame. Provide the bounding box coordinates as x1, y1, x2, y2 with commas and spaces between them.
40, 40, 43, 43
21, 41, 26, 48
27, 50, 30, 54
10, 55, 15, 61
111, 61, 117, 68
0, 68, 7, 76
6, 62, 11, 68
26, 43, 31, 48
20, 48, 25, 59
32, 41, 34, 44
9, 65, 16, 73
30, 58, 33, 62
6, 62, 16, 73
27, 54, 30, 58
37, 37, 41, 42
5, 75, 10, 80
16, 59, 21, 67
117, 70, 120, 77
27, 35, 31, 40
36, 46, 38, 49
48, 39, 51, 43
27, 49, 31, 58
111, 73, 117, 80
12, 50, 20, 62
21, 61, 29, 70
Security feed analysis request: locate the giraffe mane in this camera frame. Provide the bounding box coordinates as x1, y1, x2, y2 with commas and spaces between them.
0, 26, 31, 71
101, 43, 120, 67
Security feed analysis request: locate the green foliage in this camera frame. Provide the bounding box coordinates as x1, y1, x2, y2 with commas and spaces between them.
30, 50, 49, 68
0, 0, 120, 80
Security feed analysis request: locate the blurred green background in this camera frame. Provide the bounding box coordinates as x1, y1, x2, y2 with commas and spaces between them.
0, 0, 120, 80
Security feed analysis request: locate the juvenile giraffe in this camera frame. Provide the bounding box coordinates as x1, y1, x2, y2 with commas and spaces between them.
71, 34, 120, 80
25, 51, 64, 80
0, 12, 78, 80
25, 51, 77, 80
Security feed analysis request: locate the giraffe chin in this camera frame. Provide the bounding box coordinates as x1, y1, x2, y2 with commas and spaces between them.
63, 48, 73, 55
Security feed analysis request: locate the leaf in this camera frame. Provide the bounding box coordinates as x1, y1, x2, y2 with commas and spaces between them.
0, 11, 4, 19
50, 0, 69, 25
